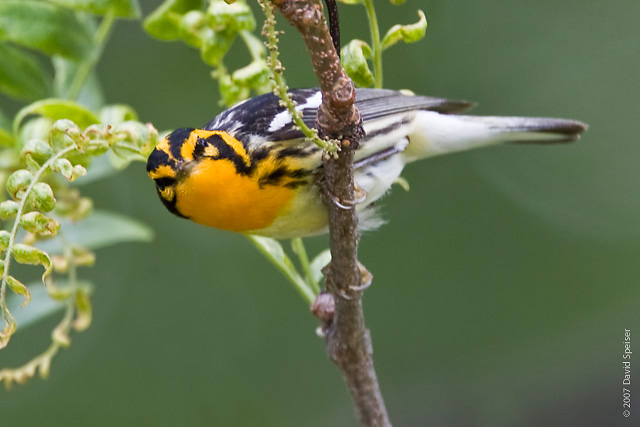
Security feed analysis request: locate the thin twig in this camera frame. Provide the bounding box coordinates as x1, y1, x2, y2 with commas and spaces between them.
270, 0, 390, 425
363, 0, 383, 89
323, 0, 341, 54
291, 238, 320, 295
66, 11, 115, 100
246, 235, 316, 304
260, 0, 338, 153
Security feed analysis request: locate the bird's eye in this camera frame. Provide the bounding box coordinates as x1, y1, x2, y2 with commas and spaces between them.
196, 136, 220, 158
193, 137, 207, 158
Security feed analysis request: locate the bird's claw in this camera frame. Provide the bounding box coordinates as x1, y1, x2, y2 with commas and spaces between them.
325, 184, 367, 210
349, 261, 372, 292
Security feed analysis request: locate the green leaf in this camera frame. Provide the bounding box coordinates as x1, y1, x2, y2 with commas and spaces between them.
52, 322, 71, 347
47, 0, 141, 18
11, 243, 53, 282
76, 72, 106, 112
0, 307, 16, 349
144, 0, 203, 41
51, 158, 86, 181
52, 51, 77, 95
310, 249, 331, 286
240, 29, 267, 62
100, 104, 138, 126
207, 0, 255, 33
201, 28, 236, 66
36, 210, 153, 255
6, 276, 30, 308
7, 283, 63, 332
27, 182, 57, 212
341, 39, 375, 88
13, 99, 99, 137
0, 108, 11, 145
0, 44, 52, 101
0, 127, 13, 146
16, 117, 53, 149
381, 10, 427, 50
108, 120, 154, 166
179, 10, 208, 48
6, 169, 34, 200
72, 289, 92, 331
0, 1, 93, 60
231, 60, 270, 87
0, 201, 19, 220
20, 139, 55, 168
217, 66, 249, 107
51, 58, 105, 109
0, 230, 10, 251
19, 212, 61, 236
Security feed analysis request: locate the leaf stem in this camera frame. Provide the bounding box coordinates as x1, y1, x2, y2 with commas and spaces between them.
364, 0, 383, 89
66, 12, 115, 101
246, 235, 315, 305
239, 30, 266, 62
291, 238, 320, 295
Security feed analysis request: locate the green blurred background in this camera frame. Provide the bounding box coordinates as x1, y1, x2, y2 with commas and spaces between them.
2, 0, 639, 426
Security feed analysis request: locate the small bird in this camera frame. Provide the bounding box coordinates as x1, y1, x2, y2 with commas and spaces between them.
147, 89, 586, 238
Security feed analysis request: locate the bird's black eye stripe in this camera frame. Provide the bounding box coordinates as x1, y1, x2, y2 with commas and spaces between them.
168, 128, 195, 161
153, 177, 175, 190
208, 134, 253, 175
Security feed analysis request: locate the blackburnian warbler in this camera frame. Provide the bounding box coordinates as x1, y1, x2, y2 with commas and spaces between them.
146, 89, 586, 238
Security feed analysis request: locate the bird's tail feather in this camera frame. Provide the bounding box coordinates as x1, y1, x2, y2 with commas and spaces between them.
407, 111, 587, 159
458, 116, 587, 144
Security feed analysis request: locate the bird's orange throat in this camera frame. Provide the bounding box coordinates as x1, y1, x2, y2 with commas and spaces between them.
175, 158, 296, 232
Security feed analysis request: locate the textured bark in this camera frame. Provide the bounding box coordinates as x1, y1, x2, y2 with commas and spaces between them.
272, 1, 391, 425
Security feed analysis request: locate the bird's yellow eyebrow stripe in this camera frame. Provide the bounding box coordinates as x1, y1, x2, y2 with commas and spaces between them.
214, 130, 251, 167
180, 133, 198, 161
176, 129, 251, 167
155, 138, 175, 161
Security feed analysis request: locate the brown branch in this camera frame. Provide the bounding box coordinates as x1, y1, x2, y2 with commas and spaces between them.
271, 0, 390, 425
